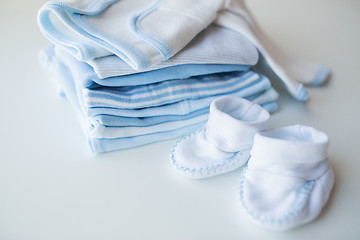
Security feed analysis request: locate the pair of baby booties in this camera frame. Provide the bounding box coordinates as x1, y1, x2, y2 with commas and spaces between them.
170, 96, 334, 231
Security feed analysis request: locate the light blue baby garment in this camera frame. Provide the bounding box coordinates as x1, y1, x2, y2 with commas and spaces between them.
86, 87, 278, 118
61, 68, 277, 152
52, 44, 251, 88
87, 24, 259, 79
89, 103, 290, 129
40, 47, 278, 153
38, 0, 223, 69
87, 96, 278, 139
83, 71, 267, 109
88, 102, 278, 153
38, 0, 312, 102
43, 46, 276, 113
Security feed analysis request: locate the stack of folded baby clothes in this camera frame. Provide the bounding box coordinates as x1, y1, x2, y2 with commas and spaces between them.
39, 0, 327, 153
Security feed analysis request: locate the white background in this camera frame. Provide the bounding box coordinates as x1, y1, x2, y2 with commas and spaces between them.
1, 0, 359, 239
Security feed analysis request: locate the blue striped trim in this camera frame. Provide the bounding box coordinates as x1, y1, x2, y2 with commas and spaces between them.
86, 79, 269, 108
85, 76, 268, 108
95, 107, 210, 127
87, 79, 260, 106
88, 72, 257, 100
86, 71, 258, 99
95, 71, 254, 95
89, 121, 207, 153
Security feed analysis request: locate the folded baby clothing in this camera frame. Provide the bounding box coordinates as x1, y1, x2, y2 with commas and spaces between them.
84, 88, 278, 119
42, 44, 277, 111
38, 0, 243, 67
171, 96, 270, 178
87, 24, 259, 79
38, 0, 333, 155
38, 0, 330, 101
239, 125, 334, 230
48, 43, 261, 110
83, 70, 272, 108
90, 100, 278, 127
40, 45, 278, 153
50, 24, 258, 88
38, 0, 334, 230
216, 0, 331, 87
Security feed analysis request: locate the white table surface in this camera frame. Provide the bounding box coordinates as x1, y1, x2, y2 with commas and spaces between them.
1, 0, 359, 239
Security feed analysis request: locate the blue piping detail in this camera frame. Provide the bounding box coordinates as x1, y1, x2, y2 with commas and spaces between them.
239, 168, 315, 226
170, 128, 250, 178
128, 0, 175, 60
38, 0, 151, 68
73, 14, 151, 69
50, 0, 119, 16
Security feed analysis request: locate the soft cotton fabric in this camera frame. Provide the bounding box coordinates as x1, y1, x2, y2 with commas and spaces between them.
85, 88, 278, 118
39, 47, 206, 152
215, 11, 305, 100
222, 0, 330, 86
90, 100, 277, 127
37, 0, 286, 153
50, 43, 252, 88
171, 96, 270, 178
40, 46, 279, 153
43, 50, 278, 138
41, 46, 278, 116
89, 96, 277, 139
83, 71, 269, 109
88, 24, 259, 79
38, 0, 329, 101
239, 125, 334, 231
38, 0, 229, 69
214, 0, 331, 98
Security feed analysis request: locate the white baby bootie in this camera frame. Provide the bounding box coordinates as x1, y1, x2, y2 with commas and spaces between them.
170, 96, 270, 178
239, 125, 334, 231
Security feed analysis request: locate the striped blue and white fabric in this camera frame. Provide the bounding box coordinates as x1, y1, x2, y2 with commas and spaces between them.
85, 88, 278, 119
37, 0, 283, 153
38, 0, 317, 102
42, 46, 277, 113
83, 71, 271, 109
40, 46, 278, 153
86, 92, 278, 139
